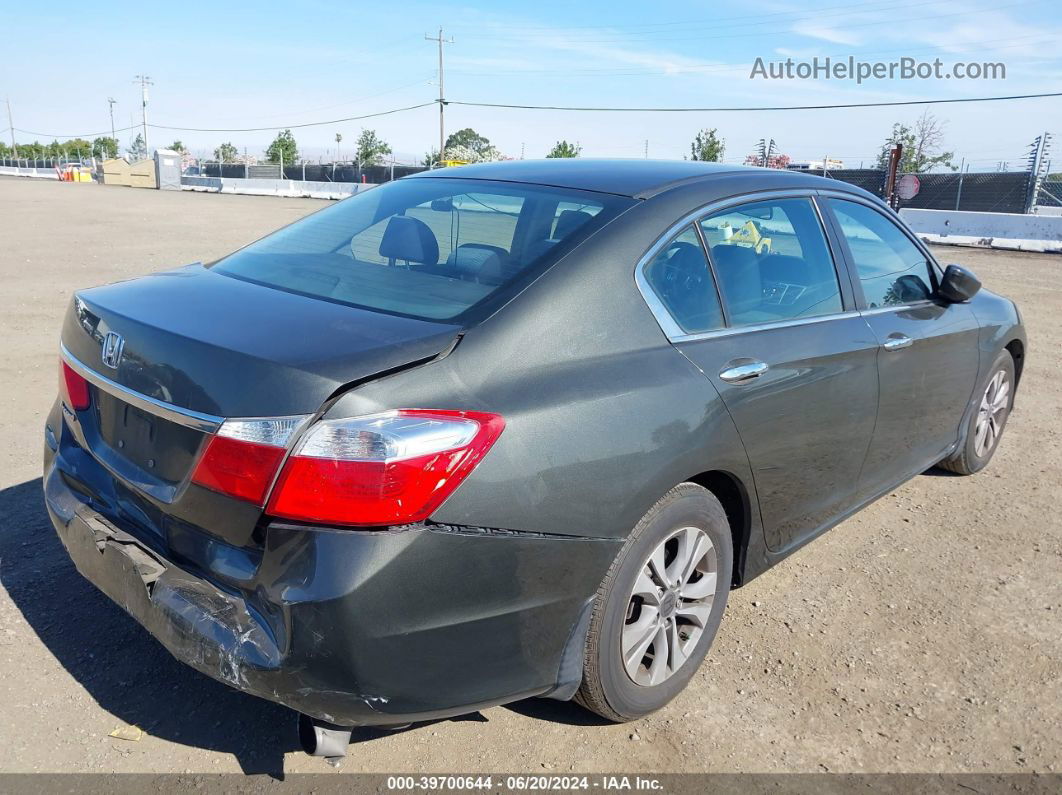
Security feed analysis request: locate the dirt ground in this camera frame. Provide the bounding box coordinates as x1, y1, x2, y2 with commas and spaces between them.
0, 176, 1058, 777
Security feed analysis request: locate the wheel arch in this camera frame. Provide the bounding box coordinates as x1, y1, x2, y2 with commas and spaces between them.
686, 469, 753, 588
1005, 338, 1025, 387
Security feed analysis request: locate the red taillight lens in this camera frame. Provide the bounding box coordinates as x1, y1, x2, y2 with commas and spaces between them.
266, 409, 505, 526
192, 436, 286, 504
191, 416, 308, 504
61, 361, 90, 410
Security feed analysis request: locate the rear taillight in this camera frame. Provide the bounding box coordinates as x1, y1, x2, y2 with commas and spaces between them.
60, 361, 90, 410
191, 416, 308, 504
266, 409, 505, 526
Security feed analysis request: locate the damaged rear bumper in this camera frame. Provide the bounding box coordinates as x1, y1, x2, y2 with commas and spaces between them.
44, 461, 619, 726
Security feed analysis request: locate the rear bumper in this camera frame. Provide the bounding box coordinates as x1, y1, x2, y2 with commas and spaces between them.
44, 451, 618, 726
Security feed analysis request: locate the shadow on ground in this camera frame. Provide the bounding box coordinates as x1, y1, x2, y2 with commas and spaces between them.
0, 478, 300, 776
1, 478, 599, 775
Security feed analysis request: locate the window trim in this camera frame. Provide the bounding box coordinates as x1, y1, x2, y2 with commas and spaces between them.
818, 193, 944, 312
634, 188, 859, 343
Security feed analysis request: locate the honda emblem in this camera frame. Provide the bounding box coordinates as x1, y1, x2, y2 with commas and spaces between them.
101, 331, 125, 369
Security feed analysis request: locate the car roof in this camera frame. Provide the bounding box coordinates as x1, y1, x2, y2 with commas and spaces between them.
407, 159, 749, 198
407, 158, 862, 200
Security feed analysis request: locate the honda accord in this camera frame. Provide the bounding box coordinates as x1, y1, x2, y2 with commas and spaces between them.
44, 160, 1025, 756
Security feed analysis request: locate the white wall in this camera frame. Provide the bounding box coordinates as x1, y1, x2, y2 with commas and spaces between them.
0, 165, 59, 180
900, 208, 1062, 253
180, 175, 372, 200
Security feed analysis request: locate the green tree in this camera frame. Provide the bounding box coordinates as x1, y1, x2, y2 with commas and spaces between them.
128, 133, 147, 160
64, 138, 93, 160
265, 129, 298, 164
689, 128, 725, 162
214, 142, 238, 163
444, 128, 492, 157
92, 137, 119, 160
875, 111, 955, 173
11, 140, 45, 159
169, 140, 187, 153
354, 128, 392, 166
546, 140, 581, 158
0, 141, 9, 158
422, 149, 440, 168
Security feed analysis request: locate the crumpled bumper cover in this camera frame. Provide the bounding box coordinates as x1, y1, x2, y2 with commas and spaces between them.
43, 462, 619, 726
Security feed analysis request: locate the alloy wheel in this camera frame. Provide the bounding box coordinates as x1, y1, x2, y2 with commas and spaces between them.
974, 369, 1011, 458
621, 526, 717, 686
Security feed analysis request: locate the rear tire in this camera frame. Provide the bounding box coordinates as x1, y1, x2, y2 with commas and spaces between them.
575, 483, 732, 722
937, 350, 1015, 475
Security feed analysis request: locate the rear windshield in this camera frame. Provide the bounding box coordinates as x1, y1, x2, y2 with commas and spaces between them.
212, 177, 633, 322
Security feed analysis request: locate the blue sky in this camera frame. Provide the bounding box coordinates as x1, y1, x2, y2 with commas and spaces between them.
3, 0, 1061, 169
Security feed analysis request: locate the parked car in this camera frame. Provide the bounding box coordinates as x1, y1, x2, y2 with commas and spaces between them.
45, 160, 1025, 757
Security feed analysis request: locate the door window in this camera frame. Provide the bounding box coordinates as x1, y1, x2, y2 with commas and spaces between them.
642, 227, 725, 334
828, 199, 935, 308
699, 198, 842, 326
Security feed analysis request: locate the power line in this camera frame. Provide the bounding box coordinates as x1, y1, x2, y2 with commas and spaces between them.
10, 90, 1058, 144
13, 124, 139, 139
447, 91, 1062, 113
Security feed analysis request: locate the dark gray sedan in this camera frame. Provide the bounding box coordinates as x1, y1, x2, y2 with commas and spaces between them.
44, 160, 1025, 756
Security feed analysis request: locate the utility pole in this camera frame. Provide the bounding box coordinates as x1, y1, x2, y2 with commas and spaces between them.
757, 138, 776, 168
644, 139, 649, 159
5, 97, 16, 158
107, 97, 117, 148
884, 143, 903, 209
133, 74, 153, 153
425, 28, 453, 164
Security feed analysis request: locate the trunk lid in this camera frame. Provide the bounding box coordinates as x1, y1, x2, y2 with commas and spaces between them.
63, 263, 460, 417
59, 263, 460, 549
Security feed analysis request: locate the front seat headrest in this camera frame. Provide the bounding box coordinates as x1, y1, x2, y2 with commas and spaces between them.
554, 209, 593, 240
378, 215, 439, 266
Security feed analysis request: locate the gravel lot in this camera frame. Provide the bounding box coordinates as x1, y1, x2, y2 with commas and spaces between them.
0, 176, 1058, 777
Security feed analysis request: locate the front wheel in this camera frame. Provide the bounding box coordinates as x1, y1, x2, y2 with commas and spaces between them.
938, 350, 1016, 475
575, 483, 732, 722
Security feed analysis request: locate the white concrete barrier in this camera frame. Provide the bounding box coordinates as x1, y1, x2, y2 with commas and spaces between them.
901, 208, 1062, 253
181, 175, 372, 200
0, 165, 59, 180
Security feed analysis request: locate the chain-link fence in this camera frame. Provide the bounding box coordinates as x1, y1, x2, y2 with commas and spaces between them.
1036, 178, 1062, 207
0, 157, 87, 169
822, 168, 1032, 214
197, 161, 427, 183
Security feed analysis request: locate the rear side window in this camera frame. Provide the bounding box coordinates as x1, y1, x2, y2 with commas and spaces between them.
212, 178, 632, 322
699, 198, 842, 326
642, 226, 724, 334
828, 199, 934, 308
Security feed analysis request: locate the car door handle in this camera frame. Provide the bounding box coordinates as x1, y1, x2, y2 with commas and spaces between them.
719, 360, 769, 384
882, 334, 913, 351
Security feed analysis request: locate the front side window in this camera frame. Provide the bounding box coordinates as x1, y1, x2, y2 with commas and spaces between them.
828, 199, 935, 308
699, 198, 843, 326
642, 226, 724, 334
212, 178, 632, 322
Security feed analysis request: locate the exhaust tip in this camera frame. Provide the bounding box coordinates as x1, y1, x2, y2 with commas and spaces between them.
298, 713, 353, 758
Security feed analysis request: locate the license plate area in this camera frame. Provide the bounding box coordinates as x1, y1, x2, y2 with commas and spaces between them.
94, 391, 205, 485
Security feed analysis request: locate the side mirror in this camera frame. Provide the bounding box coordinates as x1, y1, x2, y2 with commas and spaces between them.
937, 264, 981, 303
